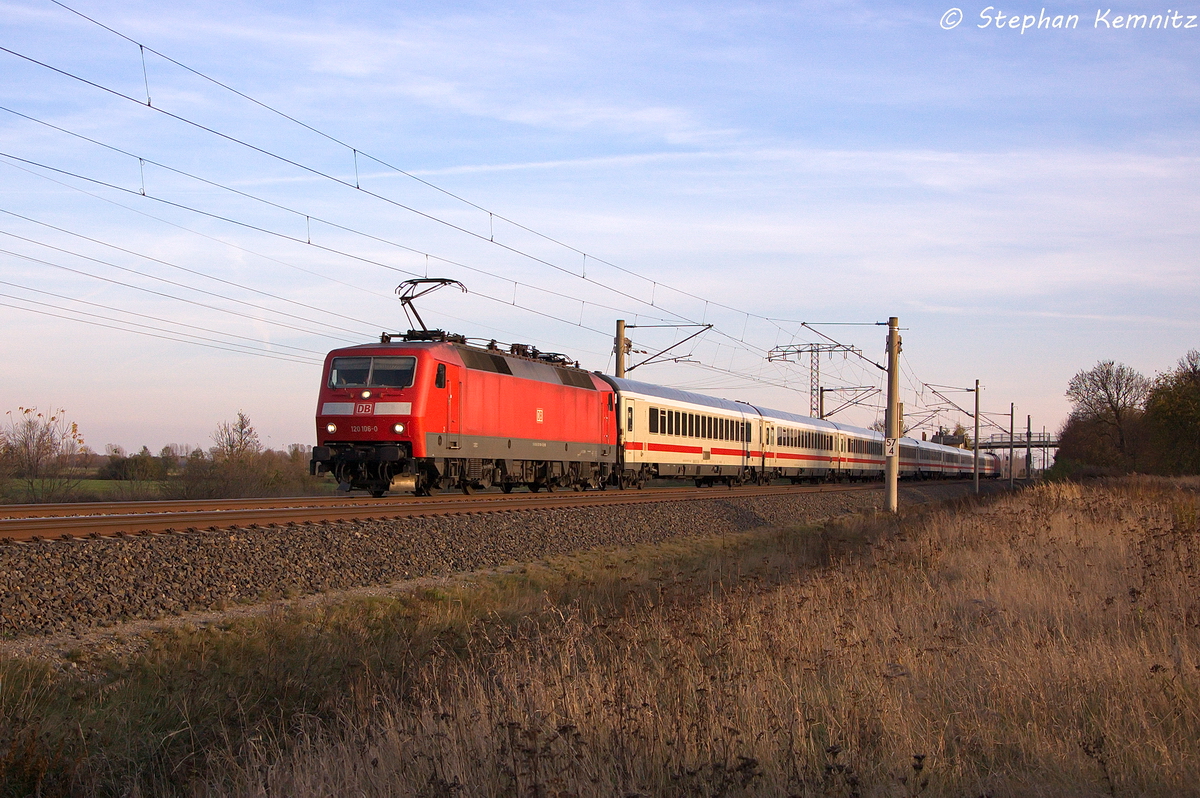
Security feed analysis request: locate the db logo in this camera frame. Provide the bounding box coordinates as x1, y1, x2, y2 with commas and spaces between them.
354, 403, 374, 415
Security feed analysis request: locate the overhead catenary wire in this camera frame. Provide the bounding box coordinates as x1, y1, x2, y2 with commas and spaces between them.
0, 155, 610, 357
0, 297, 321, 364
0, 207, 383, 337
0, 278, 327, 357
0, 245, 360, 343
0, 131, 690, 334
0, 23, 969, 413
0, 43, 806, 369
36, 1, 813, 336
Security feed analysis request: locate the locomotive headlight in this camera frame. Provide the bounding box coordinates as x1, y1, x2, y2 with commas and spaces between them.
326, 422, 337, 434
361, 390, 371, 399
392, 423, 405, 434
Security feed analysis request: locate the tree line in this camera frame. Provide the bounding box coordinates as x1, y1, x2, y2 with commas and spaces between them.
0, 409, 326, 503
1055, 350, 1200, 476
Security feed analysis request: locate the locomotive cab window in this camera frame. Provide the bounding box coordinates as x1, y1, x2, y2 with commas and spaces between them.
435, 363, 446, 389
329, 356, 417, 389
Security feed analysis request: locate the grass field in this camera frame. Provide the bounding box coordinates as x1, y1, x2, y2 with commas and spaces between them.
2, 478, 1198, 796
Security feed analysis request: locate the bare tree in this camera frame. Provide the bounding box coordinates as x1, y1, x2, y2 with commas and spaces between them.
211, 411, 262, 461
0, 407, 87, 502
1065, 361, 1149, 458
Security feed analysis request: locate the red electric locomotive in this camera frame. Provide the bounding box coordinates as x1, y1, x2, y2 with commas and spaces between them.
310, 331, 618, 496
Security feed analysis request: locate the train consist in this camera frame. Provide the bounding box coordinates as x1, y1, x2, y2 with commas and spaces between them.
310, 332, 1000, 496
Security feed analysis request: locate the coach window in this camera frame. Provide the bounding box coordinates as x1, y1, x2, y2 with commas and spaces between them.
649, 407, 659, 434
627, 406, 634, 432
435, 363, 446, 389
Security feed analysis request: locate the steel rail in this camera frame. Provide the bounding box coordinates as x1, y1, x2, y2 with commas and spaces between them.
0, 483, 884, 542
0, 494, 440, 520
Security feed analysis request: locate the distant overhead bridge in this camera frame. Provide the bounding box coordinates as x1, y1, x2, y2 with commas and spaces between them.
975, 432, 1059, 451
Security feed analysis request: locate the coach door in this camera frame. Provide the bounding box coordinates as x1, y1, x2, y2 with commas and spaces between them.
762, 422, 775, 472
446, 363, 462, 450
603, 392, 615, 454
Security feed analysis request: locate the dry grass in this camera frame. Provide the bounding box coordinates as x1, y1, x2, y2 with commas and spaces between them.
4, 478, 1200, 797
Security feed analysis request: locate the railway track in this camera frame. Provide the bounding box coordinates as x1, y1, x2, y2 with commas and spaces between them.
0, 483, 884, 543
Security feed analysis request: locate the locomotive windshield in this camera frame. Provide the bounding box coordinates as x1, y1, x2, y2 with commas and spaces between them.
328, 356, 416, 388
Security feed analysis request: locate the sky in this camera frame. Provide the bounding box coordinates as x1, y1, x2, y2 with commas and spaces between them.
0, 0, 1197, 453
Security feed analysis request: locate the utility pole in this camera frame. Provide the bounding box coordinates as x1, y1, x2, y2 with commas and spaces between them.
615, 319, 626, 378
885, 317, 901, 514
1008, 402, 1015, 489
1026, 414, 1032, 480
973, 379, 980, 495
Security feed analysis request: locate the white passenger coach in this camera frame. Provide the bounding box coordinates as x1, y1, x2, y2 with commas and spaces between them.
603, 377, 995, 486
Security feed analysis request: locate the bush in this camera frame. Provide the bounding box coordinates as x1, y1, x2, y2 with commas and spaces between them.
1144, 350, 1200, 475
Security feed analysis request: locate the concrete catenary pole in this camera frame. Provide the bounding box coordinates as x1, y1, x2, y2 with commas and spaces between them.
1026, 414, 1033, 480
1009, 402, 1015, 489
615, 319, 626, 378
973, 379, 980, 495
885, 317, 901, 513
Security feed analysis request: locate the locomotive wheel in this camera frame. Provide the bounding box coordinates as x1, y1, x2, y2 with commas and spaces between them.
528, 482, 541, 493
500, 482, 514, 494
371, 489, 386, 498
461, 482, 476, 495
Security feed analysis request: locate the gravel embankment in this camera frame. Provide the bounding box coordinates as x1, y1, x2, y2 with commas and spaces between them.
1, 483, 993, 639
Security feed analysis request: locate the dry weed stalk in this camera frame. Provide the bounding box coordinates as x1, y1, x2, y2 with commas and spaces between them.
4, 480, 1199, 797
216, 480, 1200, 797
